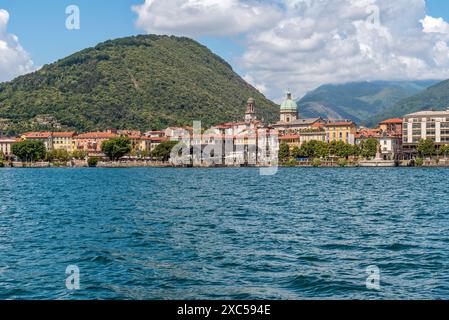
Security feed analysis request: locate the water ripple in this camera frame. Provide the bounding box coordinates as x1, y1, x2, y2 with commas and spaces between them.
0, 167, 448, 299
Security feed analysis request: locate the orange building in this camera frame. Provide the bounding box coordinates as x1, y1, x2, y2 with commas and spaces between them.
73, 132, 118, 155
379, 118, 403, 135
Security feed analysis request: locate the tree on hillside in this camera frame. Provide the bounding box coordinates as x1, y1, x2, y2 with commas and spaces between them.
417, 139, 435, 158
151, 141, 179, 162
278, 142, 290, 163
101, 136, 132, 161
12, 140, 47, 162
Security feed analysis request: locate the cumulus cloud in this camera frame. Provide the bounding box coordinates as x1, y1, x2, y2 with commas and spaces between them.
132, 0, 282, 36
0, 9, 34, 83
240, 0, 449, 98
421, 15, 449, 34
133, 0, 449, 99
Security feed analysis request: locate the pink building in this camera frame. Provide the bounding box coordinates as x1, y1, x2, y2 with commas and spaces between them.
73, 132, 118, 155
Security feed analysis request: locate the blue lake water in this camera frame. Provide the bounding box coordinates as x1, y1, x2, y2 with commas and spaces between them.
0, 167, 448, 300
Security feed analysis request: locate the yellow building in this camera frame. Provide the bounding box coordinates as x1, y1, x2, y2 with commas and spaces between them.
299, 124, 327, 146
325, 122, 357, 144
279, 134, 300, 150
52, 132, 76, 152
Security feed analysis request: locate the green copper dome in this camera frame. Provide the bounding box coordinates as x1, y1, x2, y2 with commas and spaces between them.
280, 92, 298, 111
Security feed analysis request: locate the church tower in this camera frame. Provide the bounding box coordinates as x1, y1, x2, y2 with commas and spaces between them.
280, 92, 298, 123
245, 97, 257, 122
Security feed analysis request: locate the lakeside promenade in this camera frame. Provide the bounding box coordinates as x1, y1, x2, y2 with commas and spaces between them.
3, 158, 449, 168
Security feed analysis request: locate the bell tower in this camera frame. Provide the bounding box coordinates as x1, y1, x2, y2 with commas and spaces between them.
245, 98, 257, 122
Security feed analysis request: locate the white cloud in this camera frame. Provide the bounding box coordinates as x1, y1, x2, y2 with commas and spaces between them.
132, 0, 282, 37
421, 15, 449, 34
241, 0, 449, 99
132, 0, 449, 99
0, 9, 34, 83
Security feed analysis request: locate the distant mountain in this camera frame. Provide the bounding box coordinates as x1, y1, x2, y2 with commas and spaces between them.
0, 35, 278, 135
366, 79, 449, 126
297, 80, 438, 126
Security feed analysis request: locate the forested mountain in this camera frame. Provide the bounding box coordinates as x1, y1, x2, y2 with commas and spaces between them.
0, 35, 278, 135
297, 80, 438, 125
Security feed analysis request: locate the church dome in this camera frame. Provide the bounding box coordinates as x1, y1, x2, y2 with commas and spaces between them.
280, 92, 298, 111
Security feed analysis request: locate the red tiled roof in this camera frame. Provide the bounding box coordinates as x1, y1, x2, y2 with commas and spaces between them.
380, 118, 403, 124
355, 129, 381, 139
52, 132, 75, 138
325, 122, 355, 127
74, 132, 119, 139
149, 137, 167, 142
279, 134, 300, 140
22, 132, 52, 139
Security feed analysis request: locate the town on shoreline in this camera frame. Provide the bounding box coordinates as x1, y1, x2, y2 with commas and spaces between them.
1, 92, 449, 168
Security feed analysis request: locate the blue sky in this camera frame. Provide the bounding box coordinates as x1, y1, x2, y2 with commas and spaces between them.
2, 0, 449, 99
2, 0, 243, 67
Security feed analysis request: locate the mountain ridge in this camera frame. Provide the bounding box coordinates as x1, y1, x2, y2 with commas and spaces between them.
297, 80, 439, 126
0, 34, 278, 135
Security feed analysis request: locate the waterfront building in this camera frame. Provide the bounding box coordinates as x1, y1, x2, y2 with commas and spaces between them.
165, 127, 193, 147
403, 109, 449, 158
0, 137, 18, 158
21, 132, 53, 150
145, 137, 167, 153
52, 132, 76, 152
325, 121, 357, 144
355, 128, 382, 146
271, 92, 326, 134
73, 132, 118, 156
379, 133, 402, 161
279, 134, 300, 150
379, 118, 403, 135
299, 124, 327, 146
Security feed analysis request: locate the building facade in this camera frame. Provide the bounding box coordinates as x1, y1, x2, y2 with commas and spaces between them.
0, 138, 18, 158
21, 132, 53, 150
73, 132, 119, 155
52, 132, 76, 152
325, 122, 357, 144
403, 110, 449, 157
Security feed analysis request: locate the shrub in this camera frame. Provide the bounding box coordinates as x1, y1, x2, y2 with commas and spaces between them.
0, 160, 4, 168
88, 157, 99, 167
285, 159, 298, 167
415, 158, 424, 167
337, 158, 348, 167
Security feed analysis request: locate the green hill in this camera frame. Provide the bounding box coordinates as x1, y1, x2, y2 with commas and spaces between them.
298, 80, 437, 126
366, 79, 449, 126
0, 35, 278, 135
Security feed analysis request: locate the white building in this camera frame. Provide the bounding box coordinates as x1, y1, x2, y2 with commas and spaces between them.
403, 109, 449, 158
0, 138, 17, 158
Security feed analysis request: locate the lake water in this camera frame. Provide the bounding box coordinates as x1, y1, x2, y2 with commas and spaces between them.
0, 167, 448, 300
